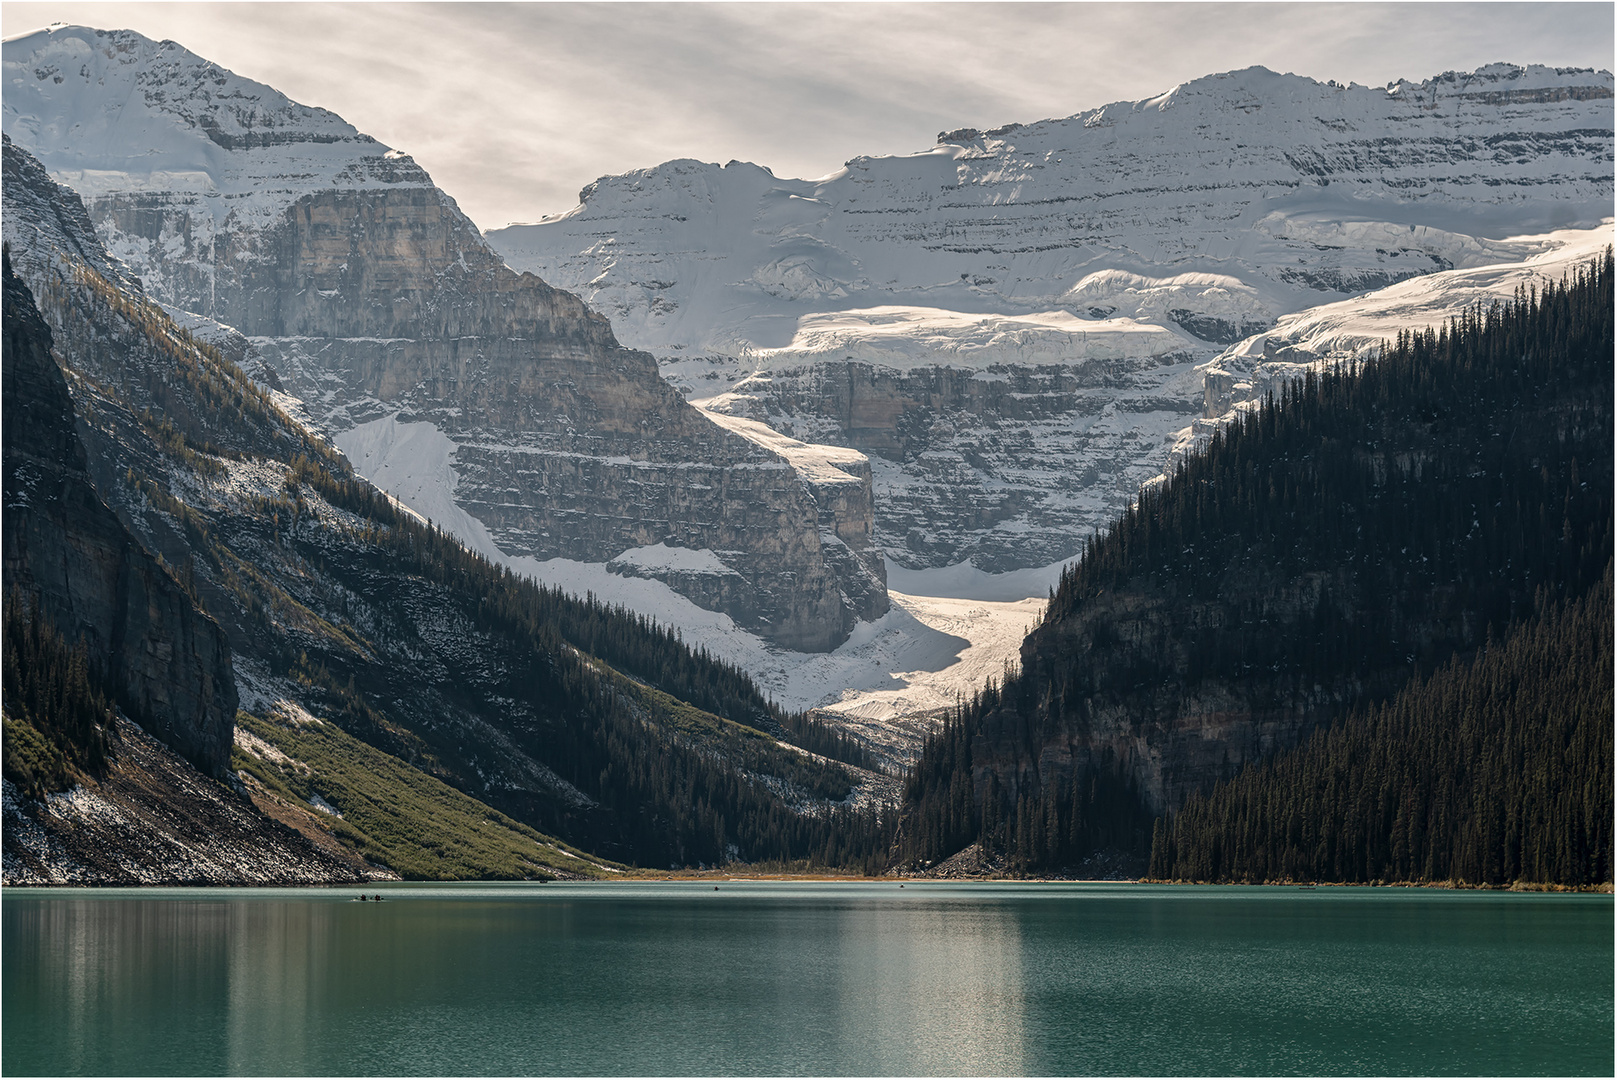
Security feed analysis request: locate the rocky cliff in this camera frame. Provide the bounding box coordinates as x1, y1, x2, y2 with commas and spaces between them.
704, 353, 1202, 572
2, 25, 885, 650
2, 247, 236, 776
490, 62, 1613, 576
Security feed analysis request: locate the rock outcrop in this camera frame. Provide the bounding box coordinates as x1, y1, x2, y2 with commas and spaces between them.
2, 248, 237, 776
2, 25, 886, 650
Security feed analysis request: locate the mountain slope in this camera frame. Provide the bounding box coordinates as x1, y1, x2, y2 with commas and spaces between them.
1149, 568, 1613, 886
2, 246, 379, 884
2, 243, 234, 776
2, 133, 890, 874
2, 24, 886, 651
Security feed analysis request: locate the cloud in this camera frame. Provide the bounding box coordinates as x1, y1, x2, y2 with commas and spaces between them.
3, 2, 1610, 229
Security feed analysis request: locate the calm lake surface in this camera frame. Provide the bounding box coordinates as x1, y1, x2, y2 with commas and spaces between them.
3, 881, 1611, 1076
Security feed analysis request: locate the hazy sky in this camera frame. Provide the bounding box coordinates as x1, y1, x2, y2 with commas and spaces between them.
3, 3, 1612, 230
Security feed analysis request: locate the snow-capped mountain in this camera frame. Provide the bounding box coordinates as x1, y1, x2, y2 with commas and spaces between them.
494, 63, 1611, 354
2, 24, 888, 652
488, 62, 1613, 573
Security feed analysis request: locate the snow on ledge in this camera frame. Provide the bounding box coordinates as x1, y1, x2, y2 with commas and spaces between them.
608, 544, 739, 577
750, 305, 1189, 373
693, 406, 868, 484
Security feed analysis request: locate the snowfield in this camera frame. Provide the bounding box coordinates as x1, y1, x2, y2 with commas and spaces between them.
488, 62, 1612, 373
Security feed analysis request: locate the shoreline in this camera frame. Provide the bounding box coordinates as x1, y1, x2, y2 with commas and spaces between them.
7, 873, 1611, 892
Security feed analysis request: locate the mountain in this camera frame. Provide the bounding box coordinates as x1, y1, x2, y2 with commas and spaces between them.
899, 254, 1613, 877
1, 133, 891, 879
2, 243, 234, 777
488, 63, 1613, 575
1, 24, 886, 652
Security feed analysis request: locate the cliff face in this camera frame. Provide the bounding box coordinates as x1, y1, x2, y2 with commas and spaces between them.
707, 355, 1201, 572
2, 254, 237, 776
3, 25, 885, 650
227, 184, 884, 649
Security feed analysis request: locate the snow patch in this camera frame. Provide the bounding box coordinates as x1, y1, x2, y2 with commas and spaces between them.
751, 305, 1188, 373
608, 544, 739, 577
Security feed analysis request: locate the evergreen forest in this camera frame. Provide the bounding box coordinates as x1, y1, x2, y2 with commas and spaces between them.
898, 252, 1614, 885
1150, 565, 1613, 885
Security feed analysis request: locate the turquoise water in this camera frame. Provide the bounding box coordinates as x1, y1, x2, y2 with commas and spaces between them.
3, 882, 1610, 1075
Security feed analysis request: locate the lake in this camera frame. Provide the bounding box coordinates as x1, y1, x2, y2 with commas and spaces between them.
3, 881, 1610, 1075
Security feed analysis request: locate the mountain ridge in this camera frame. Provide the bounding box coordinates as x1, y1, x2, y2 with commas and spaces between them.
2, 132, 891, 877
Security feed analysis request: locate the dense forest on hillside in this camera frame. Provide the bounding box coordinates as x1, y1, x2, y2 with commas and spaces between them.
1150, 565, 1612, 885
899, 252, 1613, 882
291, 496, 890, 867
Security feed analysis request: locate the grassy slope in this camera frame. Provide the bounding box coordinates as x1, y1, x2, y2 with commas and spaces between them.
233, 710, 625, 881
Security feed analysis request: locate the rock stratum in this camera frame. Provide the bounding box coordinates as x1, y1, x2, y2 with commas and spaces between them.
2, 24, 885, 651
489, 62, 1613, 574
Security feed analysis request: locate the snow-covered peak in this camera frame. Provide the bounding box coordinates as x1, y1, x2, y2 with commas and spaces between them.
490, 61, 1612, 362
933, 62, 1611, 150
2, 24, 432, 223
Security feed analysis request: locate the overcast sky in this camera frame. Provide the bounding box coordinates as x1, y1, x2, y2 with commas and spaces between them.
3, 2, 1612, 230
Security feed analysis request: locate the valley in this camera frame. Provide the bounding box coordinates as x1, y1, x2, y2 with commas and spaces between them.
0, 20, 1610, 891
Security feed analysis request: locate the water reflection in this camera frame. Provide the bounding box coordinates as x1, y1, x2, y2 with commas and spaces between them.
226, 899, 322, 1074
829, 900, 1026, 1074
3, 884, 1611, 1076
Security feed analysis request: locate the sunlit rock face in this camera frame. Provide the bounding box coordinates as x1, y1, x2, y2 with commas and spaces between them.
2, 25, 887, 650
489, 62, 1613, 573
